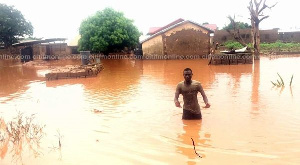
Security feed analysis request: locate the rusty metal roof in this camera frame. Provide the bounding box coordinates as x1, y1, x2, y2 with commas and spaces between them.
12, 38, 67, 46
147, 27, 162, 35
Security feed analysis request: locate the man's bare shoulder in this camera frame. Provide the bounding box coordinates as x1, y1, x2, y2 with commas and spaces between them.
192, 80, 202, 85
177, 81, 185, 86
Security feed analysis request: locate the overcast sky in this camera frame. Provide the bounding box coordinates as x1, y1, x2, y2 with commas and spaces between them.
1, 0, 298, 42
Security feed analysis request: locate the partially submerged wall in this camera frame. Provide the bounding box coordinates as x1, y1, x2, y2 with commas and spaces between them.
142, 35, 163, 55
142, 22, 211, 56
164, 22, 210, 56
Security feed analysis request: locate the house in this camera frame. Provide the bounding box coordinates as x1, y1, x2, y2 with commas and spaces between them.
141, 19, 214, 56
6, 38, 70, 62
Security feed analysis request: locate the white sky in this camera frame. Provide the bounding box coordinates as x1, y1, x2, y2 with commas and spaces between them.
1, 0, 299, 42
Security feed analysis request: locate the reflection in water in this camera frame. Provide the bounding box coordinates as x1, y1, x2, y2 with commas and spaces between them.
0, 62, 40, 100
251, 60, 260, 111
176, 120, 210, 165
48, 130, 63, 160
45, 60, 143, 109
142, 60, 216, 88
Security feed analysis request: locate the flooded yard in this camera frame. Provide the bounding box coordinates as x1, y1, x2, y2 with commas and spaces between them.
0, 57, 300, 164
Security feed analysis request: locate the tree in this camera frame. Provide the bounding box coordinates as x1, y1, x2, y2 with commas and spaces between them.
224, 16, 248, 47
0, 3, 33, 48
78, 8, 141, 54
222, 20, 251, 30
248, 0, 277, 59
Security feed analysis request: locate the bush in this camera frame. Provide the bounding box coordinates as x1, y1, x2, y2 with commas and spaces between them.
223, 40, 300, 52
223, 40, 244, 50
261, 41, 300, 52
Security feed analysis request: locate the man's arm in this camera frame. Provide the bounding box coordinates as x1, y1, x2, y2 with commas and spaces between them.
174, 84, 182, 108
198, 84, 210, 108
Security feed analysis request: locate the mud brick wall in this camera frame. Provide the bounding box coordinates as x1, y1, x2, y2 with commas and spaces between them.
260, 29, 278, 43
214, 29, 279, 44
142, 35, 164, 55
0, 46, 21, 55
164, 29, 210, 56
279, 32, 300, 43
0, 43, 70, 56
142, 22, 211, 56
214, 29, 252, 44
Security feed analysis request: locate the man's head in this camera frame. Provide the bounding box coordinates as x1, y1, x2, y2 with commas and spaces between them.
183, 68, 193, 83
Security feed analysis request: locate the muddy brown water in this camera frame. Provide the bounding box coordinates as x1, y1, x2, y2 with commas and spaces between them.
0, 57, 300, 165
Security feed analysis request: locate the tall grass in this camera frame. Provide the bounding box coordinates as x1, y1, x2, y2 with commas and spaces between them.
271, 73, 294, 87
0, 112, 45, 163
290, 75, 294, 86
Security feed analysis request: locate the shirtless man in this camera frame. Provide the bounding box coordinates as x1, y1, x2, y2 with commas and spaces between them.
174, 68, 210, 120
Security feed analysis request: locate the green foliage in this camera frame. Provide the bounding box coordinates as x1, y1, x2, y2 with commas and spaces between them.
224, 40, 300, 52
78, 8, 141, 53
222, 21, 251, 30
223, 40, 244, 50
260, 41, 300, 52
0, 3, 33, 48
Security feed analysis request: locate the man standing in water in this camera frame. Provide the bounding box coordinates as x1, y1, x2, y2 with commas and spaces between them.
174, 68, 210, 119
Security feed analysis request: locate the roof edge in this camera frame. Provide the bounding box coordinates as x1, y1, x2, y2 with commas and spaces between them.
141, 20, 214, 44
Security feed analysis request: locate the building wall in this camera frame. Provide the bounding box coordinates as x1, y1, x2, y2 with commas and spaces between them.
46, 43, 69, 55
66, 46, 78, 54
33, 45, 46, 56
142, 35, 163, 55
279, 32, 300, 42
260, 29, 278, 43
0, 46, 21, 55
214, 29, 278, 44
164, 22, 210, 56
32, 43, 70, 56
0, 43, 70, 58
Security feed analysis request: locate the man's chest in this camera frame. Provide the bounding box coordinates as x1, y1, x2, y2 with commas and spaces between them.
181, 84, 198, 95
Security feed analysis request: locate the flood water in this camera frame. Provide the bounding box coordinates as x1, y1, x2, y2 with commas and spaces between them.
0, 57, 300, 165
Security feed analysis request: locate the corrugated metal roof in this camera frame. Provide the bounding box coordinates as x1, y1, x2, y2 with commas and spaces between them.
147, 27, 162, 35
12, 38, 67, 46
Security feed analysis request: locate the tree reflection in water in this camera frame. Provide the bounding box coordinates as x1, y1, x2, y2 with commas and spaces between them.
0, 112, 45, 164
